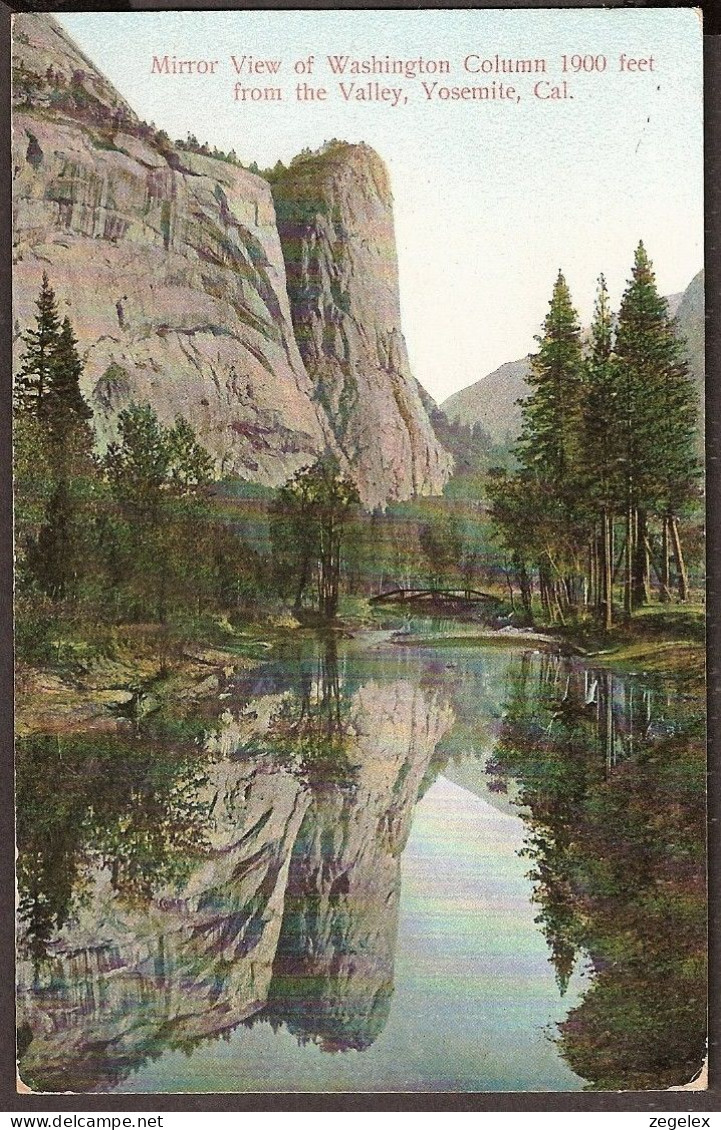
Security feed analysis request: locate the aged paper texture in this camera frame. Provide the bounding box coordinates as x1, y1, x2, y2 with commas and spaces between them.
12, 8, 706, 1095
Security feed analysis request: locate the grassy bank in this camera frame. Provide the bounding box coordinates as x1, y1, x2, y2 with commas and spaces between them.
557, 602, 705, 690
14, 613, 297, 737
377, 592, 705, 690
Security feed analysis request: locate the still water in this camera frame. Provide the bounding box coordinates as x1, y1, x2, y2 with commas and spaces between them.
16, 630, 706, 1093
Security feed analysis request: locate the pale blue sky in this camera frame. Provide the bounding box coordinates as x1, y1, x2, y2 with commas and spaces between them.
58, 10, 703, 403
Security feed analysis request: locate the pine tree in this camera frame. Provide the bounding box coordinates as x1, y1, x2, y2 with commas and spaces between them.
44, 316, 93, 442
104, 404, 172, 524
15, 272, 62, 417
614, 242, 699, 606
582, 275, 620, 627
166, 416, 214, 493
518, 271, 585, 491
15, 278, 97, 605
516, 271, 587, 615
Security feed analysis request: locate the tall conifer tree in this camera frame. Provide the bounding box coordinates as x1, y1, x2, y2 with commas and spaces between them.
14, 272, 61, 417
15, 276, 95, 603
614, 242, 698, 605
516, 271, 587, 614
582, 275, 618, 627
45, 316, 93, 443
518, 270, 585, 492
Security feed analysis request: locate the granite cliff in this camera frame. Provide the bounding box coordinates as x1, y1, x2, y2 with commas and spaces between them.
12, 14, 450, 504
272, 144, 452, 506
17, 752, 310, 1092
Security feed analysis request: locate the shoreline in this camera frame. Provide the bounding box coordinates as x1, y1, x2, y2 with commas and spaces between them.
390, 626, 575, 652
15, 606, 706, 737
14, 642, 263, 738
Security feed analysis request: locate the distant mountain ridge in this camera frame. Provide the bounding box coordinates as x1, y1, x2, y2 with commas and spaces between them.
440, 276, 704, 447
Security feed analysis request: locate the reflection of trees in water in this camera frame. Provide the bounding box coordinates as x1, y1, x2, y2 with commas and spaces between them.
266, 635, 358, 788
491, 651, 706, 1090
16, 730, 213, 964
16, 723, 307, 1094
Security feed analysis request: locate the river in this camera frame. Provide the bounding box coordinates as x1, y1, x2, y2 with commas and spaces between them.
16, 627, 706, 1093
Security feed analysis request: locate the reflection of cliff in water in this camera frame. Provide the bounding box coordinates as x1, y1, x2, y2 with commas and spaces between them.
261, 674, 453, 1052
16, 641, 453, 1092
17, 746, 309, 1093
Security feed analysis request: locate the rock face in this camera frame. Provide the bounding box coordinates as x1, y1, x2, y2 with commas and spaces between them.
440, 278, 703, 448
12, 14, 331, 486
675, 269, 705, 447
273, 143, 453, 507
12, 14, 450, 503
265, 676, 454, 1052
17, 752, 310, 1092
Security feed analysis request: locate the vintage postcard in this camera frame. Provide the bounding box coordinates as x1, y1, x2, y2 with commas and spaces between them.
12, 8, 706, 1095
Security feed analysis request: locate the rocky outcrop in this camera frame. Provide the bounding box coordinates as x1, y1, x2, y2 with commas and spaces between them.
12, 16, 331, 484
273, 143, 452, 507
12, 15, 450, 503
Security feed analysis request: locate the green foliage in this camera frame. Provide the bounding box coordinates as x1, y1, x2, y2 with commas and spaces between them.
44, 317, 94, 439
14, 271, 62, 417
427, 406, 500, 498
518, 270, 585, 492
16, 729, 214, 960
13, 277, 276, 662
419, 513, 463, 589
490, 652, 706, 1088
13, 413, 53, 540
100, 404, 218, 623
13, 275, 93, 453
488, 247, 702, 628
613, 242, 699, 515
259, 638, 357, 787
103, 404, 212, 520
174, 133, 246, 168
340, 494, 506, 603
14, 589, 58, 667
271, 457, 360, 620
581, 274, 621, 509
489, 272, 592, 620
14, 276, 97, 605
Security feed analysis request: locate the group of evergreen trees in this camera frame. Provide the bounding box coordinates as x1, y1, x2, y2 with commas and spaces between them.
13, 274, 267, 662
14, 273, 366, 664
14, 244, 700, 657
488, 243, 699, 628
